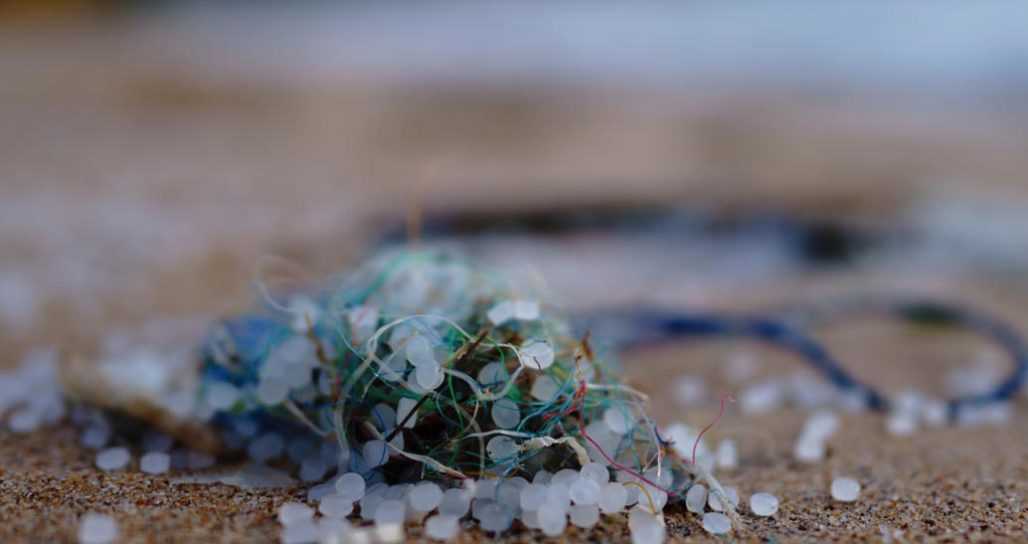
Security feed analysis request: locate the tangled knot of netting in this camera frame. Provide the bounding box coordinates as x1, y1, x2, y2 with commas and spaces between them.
196, 247, 734, 521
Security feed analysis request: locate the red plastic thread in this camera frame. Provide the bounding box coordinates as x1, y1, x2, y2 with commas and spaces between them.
691, 392, 735, 466
573, 380, 676, 496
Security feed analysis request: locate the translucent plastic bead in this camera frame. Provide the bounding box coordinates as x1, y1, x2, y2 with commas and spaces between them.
570, 476, 601, 505
685, 484, 707, 514
370, 403, 397, 432
628, 508, 665, 544
425, 514, 459, 540
80, 425, 111, 450
831, 477, 860, 502
716, 439, 738, 470
373, 499, 406, 527
415, 364, 444, 391
409, 482, 444, 513
477, 362, 509, 387
438, 488, 471, 517
336, 472, 367, 502
491, 398, 520, 429
96, 447, 130, 471
78, 512, 119, 544
530, 375, 561, 401
362, 440, 389, 468
520, 341, 554, 370
520, 483, 547, 512
749, 492, 779, 516
570, 504, 600, 528
487, 301, 516, 326
140, 452, 170, 475
406, 335, 437, 368
598, 482, 628, 514
512, 300, 540, 321
278, 502, 314, 525
477, 501, 514, 534
702, 512, 732, 535
538, 506, 567, 537
396, 397, 419, 429
205, 381, 240, 410
707, 486, 739, 512
580, 462, 610, 484
486, 436, 518, 461
319, 494, 354, 518
281, 520, 320, 544
256, 378, 289, 406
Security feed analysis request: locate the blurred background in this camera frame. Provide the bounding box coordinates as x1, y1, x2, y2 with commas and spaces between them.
2, 0, 1028, 381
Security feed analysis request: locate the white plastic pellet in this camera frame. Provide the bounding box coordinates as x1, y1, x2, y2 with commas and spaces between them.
490, 398, 520, 429
438, 488, 471, 517
520, 483, 547, 512
95, 447, 131, 472
520, 341, 554, 370
707, 486, 739, 512
702, 512, 732, 535
335, 472, 367, 502
512, 300, 540, 321
530, 375, 561, 401
424, 514, 459, 540
486, 436, 518, 461
570, 504, 600, 528
78, 513, 118, 544
405, 335, 437, 368
477, 362, 508, 387
373, 499, 406, 527
685, 484, 707, 514
278, 502, 315, 526
569, 476, 601, 505
628, 508, 665, 544
739, 380, 785, 414
538, 506, 567, 537
319, 494, 354, 518
139, 452, 170, 475
716, 439, 738, 470
280, 520, 320, 544
477, 501, 514, 533
487, 301, 516, 326
415, 363, 444, 391
831, 477, 860, 502
363, 440, 389, 468
580, 462, 610, 484
793, 435, 826, 463
886, 412, 918, 436
749, 492, 779, 516
603, 407, 633, 435
673, 375, 706, 406
80, 425, 111, 450
409, 482, 443, 512
598, 482, 628, 514
205, 382, 240, 410
396, 397, 419, 429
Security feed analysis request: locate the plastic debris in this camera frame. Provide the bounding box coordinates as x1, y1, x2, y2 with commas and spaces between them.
831, 477, 861, 502
78, 513, 119, 544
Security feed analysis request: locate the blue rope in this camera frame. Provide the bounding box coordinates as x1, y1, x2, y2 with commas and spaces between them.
578, 309, 887, 411
584, 298, 1028, 421
773, 297, 1028, 418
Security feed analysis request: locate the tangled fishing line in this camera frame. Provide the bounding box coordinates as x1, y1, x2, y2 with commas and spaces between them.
194, 246, 743, 541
